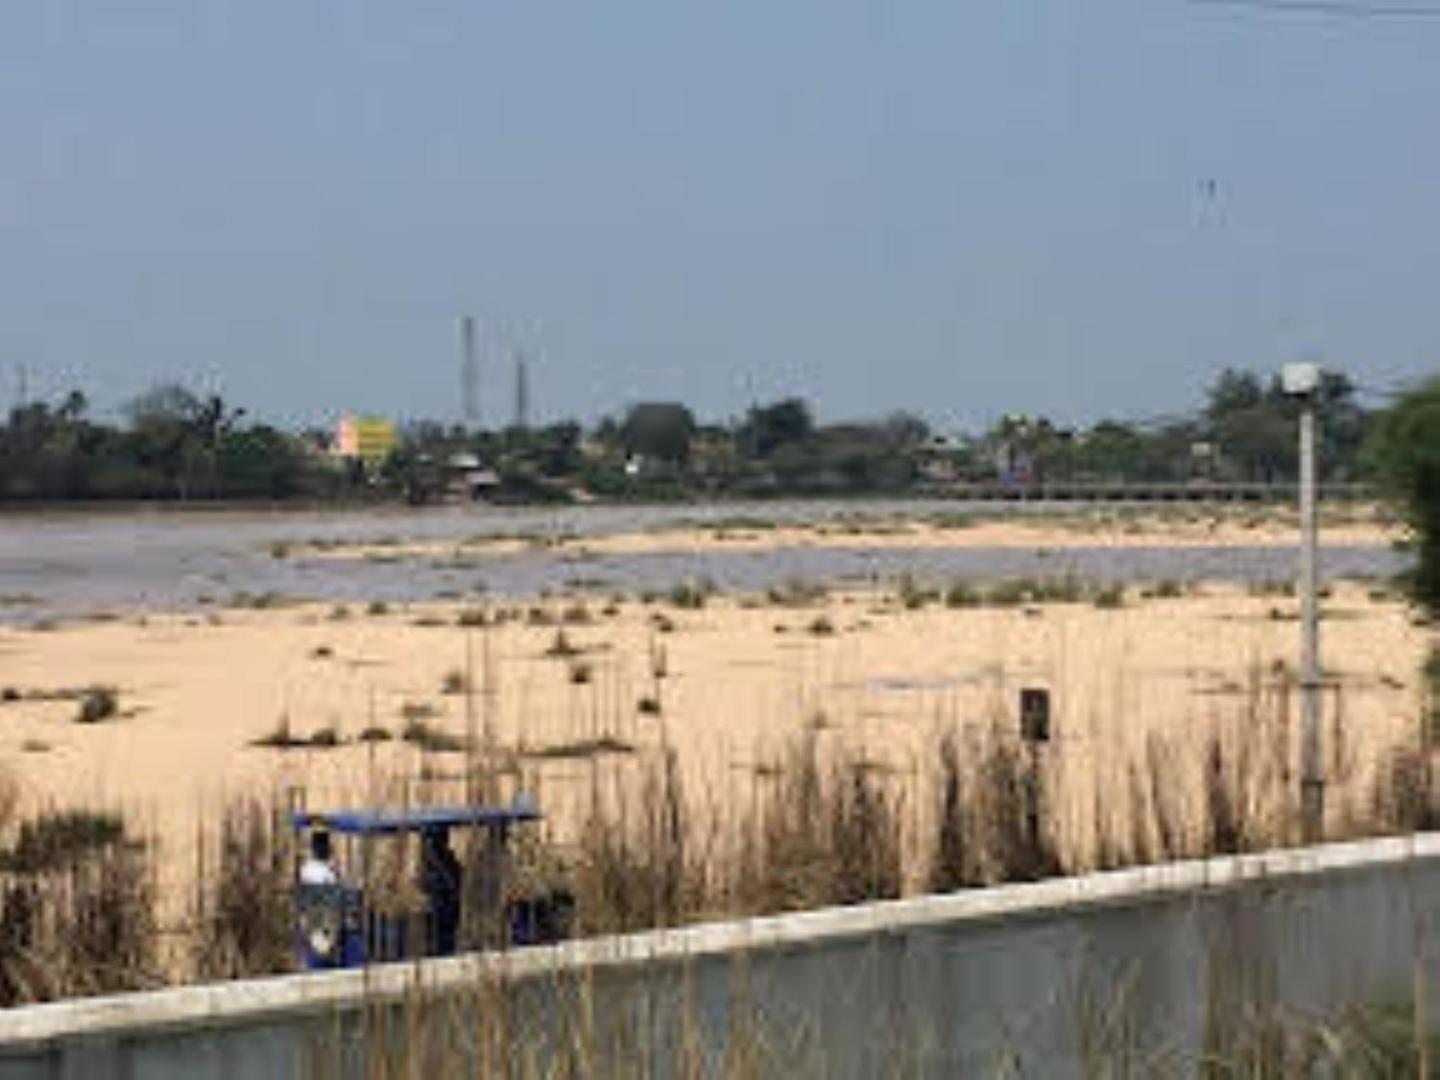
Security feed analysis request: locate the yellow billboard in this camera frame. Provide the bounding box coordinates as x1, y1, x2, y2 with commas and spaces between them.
337, 415, 397, 465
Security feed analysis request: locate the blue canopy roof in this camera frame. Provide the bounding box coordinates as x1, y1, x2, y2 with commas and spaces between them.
292, 800, 540, 835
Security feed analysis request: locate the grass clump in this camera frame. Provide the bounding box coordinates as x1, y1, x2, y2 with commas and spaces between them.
1092, 584, 1126, 609
668, 579, 714, 610
524, 736, 635, 761
544, 630, 582, 659
562, 602, 593, 625
0, 811, 128, 874
1143, 579, 1186, 600
567, 659, 594, 685
74, 686, 119, 725
191, 801, 294, 981
807, 615, 836, 636
251, 718, 307, 750
401, 719, 466, 753
944, 581, 982, 608
896, 574, 938, 610
766, 579, 830, 608
441, 669, 470, 695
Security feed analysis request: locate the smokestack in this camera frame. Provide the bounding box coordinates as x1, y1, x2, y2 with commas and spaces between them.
514, 350, 530, 431
460, 316, 479, 426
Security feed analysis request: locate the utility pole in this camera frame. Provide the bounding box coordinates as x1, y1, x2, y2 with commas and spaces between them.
1283, 362, 1324, 842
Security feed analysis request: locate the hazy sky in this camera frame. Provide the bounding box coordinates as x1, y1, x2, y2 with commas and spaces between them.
3, 2, 1438, 431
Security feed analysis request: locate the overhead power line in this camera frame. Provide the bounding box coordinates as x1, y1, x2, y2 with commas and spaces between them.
1188, 0, 1440, 18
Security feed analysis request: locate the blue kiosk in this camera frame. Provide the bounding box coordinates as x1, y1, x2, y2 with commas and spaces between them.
291, 798, 571, 970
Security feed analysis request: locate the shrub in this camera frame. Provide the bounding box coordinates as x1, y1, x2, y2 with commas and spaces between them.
74, 687, 119, 725
545, 630, 582, 658
669, 578, 716, 610
1092, 584, 1126, 609
401, 720, 466, 753
0, 811, 127, 874
252, 718, 306, 749
944, 581, 981, 608
191, 801, 294, 980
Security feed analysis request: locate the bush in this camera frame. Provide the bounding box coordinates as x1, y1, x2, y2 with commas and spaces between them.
668, 580, 711, 610
401, 719, 466, 753
0, 811, 127, 874
1092, 584, 1126, 609
456, 607, 487, 627
1368, 375, 1440, 616
74, 686, 118, 725
545, 630, 582, 658
944, 581, 981, 608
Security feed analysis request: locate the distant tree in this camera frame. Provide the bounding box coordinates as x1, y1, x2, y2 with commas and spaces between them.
619, 403, 696, 465
126, 384, 245, 499
879, 411, 930, 449
741, 398, 814, 458
216, 427, 311, 499
1203, 370, 1293, 482
1205, 369, 1266, 421
1368, 376, 1440, 616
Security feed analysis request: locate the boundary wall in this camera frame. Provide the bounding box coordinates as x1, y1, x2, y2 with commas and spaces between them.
0, 834, 1437, 1077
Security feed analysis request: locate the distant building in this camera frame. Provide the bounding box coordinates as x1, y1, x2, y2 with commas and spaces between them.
334, 415, 397, 468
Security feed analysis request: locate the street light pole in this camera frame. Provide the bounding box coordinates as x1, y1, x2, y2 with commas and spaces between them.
1284, 362, 1324, 842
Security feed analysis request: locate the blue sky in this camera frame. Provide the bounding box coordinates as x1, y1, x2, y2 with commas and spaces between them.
3, 2, 1438, 431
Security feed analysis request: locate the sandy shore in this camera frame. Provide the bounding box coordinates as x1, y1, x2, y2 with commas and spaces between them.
283, 507, 1402, 563
0, 572, 1428, 917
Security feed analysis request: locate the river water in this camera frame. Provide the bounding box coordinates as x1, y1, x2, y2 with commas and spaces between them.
0, 501, 1406, 621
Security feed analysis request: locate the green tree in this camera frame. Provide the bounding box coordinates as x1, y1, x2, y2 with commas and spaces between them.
619, 403, 696, 465
1368, 376, 1440, 616
740, 398, 814, 458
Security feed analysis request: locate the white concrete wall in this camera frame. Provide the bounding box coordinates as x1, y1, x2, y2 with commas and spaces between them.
0, 834, 1437, 1077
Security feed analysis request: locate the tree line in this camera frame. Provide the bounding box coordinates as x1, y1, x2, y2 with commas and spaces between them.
0, 368, 1412, 506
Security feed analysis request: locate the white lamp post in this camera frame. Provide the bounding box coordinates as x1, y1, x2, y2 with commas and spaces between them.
1282, 361, 1323, 841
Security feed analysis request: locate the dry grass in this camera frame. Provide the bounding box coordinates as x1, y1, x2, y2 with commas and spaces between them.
189, 799, 296, 981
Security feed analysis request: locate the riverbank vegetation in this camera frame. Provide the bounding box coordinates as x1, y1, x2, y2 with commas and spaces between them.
0, 367, 1381, 505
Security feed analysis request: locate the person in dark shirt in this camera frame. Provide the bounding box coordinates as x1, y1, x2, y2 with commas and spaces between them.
419, 826, 462, 956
